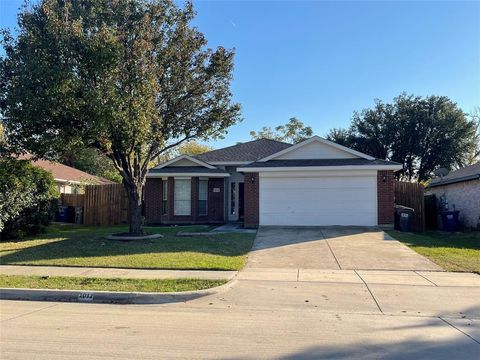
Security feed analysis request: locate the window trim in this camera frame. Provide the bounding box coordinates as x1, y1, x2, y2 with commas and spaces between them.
162, 180, 168, 215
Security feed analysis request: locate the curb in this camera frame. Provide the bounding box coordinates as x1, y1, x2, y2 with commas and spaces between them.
0, 279, 237, 305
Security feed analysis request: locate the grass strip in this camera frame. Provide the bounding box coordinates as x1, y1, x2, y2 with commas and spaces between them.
0, 275, 227, 293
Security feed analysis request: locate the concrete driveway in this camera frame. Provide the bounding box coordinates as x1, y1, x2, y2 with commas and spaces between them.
246, 226, 442, 271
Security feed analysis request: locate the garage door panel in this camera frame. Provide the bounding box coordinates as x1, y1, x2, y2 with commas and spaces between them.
259, 174, 377, 226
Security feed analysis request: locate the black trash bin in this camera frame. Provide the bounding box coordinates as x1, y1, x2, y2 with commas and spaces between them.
441, 210, 460, 232
395, 205, 415, 232
56, 205, 69, 222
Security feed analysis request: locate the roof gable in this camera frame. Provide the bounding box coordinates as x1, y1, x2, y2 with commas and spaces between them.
195, 138, 292, 163
259, 136, 374, 161
153, 154, 216, 169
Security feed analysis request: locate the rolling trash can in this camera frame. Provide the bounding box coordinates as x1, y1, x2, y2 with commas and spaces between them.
56, 205, 69, 222
441, 210, 460, 232
394, 205, 415, 232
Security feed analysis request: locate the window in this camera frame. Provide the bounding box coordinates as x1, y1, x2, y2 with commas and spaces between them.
198, 180, 208, 216
174, 179, 191, 216
162, 180, 168, 214
230, 182, 236, 215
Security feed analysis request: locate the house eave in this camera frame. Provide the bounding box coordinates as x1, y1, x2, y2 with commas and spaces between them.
427, 174, 480, 188
146, 172, 230, 178
237, 165, 403, 172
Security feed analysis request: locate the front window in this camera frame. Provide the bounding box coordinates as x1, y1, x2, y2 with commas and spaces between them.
162, 180, 168, 214
174, 179, 191, 216
198, 179, 208, 216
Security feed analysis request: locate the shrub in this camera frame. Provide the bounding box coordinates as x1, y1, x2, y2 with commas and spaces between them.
0, 159, 59, 239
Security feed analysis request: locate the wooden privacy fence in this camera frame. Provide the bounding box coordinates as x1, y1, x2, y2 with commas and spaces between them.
394, 181, 425, 232
59, 184, 128, 226
60, 193, 85, 207
83, 184, 129, 226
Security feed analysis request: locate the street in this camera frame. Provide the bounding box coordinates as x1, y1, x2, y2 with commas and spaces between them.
1, 269, 480, 359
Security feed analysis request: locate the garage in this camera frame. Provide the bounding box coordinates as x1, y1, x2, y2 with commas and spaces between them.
259, 171, 377, 226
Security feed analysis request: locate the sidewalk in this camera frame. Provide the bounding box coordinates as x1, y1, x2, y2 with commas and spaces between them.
0, 265, 237, 281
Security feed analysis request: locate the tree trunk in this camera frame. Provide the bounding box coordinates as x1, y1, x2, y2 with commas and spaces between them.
125, 183, 144, 235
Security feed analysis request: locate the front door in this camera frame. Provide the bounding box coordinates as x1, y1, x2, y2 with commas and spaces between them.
238, 182, 245, 220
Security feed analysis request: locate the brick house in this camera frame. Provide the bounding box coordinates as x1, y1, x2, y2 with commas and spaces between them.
145, 136, 402, 228
426, 162, 480, 230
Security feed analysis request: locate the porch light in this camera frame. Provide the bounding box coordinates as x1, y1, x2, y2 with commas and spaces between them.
250, 176, 256, 184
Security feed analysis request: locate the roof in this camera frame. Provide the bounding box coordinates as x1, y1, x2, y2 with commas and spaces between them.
148, 167, 229, 174
239, 158, 402, 168
147, 166, 230, 177
428, 162, 480, 188
32, 159, 113, 184
15, 154, 112, 184
195, 138, 292, 163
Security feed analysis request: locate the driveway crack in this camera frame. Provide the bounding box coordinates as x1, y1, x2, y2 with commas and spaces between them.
355, 270, 383, 313
319, 228, 342, 270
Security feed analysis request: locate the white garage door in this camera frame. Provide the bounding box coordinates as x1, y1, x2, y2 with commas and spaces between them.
259, 173, 377, 226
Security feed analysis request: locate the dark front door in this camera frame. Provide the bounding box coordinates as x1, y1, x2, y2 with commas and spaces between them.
238, 182, 245, 220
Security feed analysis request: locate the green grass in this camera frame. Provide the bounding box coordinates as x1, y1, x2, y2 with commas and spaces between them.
387, 230, 480, 273
0, 275, 226, 292
0, 225, 256, 270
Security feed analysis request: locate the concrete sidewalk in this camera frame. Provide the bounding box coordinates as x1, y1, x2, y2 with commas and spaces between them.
0, 265, 237, 281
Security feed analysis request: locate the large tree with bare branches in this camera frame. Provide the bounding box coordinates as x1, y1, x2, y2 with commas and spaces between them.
1, 0, 241, 234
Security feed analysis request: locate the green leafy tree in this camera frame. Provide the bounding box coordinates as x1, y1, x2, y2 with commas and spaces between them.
0, 159, 59, 239
62, 147, 122, 183
326, 94, 479, 181
250, 117, 313, 143
1, 0, 240, 235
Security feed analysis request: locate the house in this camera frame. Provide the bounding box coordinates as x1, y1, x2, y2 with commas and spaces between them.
427, 162, 480, 230
145, 136, 402, 228
29, 158, 112, 194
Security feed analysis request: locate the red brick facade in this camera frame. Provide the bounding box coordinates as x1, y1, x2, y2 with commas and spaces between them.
144, 177, 224, 224
244, 172, 259, 228
377, 170, 395, 226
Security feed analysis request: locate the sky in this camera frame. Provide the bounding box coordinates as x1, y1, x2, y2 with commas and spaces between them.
1, 0, 479, 148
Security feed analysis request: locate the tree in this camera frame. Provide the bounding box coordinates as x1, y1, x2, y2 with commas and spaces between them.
250, 117, 313, 143
1, 0, 240, 235
177, 141, 213, 156
62, 147, 122, 183
326, 94, 479, 181
0, 159, 58, 239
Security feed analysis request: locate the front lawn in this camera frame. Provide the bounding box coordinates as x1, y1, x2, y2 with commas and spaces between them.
387, 230, 480, 273
0, 225, 256, 270
0, 275, 226, 292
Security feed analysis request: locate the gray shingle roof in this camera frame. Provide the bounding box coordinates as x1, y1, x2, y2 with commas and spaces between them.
239, 158, 402, 168
195, 138, 292, 163
148, 167, 229, 174
428, 162, 480, 188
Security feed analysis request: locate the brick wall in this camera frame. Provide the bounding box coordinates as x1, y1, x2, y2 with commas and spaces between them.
244, 172, 259, 228
145, 176, 225, 225
144, 178, 162, 223
377, 170, 395, 225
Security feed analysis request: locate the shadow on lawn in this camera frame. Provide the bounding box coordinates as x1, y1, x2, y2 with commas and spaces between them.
390, 231, 480, 251
0, 226, 254, 266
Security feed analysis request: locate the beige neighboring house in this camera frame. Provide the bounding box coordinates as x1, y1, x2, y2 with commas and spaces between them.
427, 162, 480, 230
18, 155, 112, 194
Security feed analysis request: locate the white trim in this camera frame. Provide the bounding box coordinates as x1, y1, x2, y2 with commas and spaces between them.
238, 165, 402, 172
258, 136, 375, 161
153, 154, 216, 169
147, 172, 230, 178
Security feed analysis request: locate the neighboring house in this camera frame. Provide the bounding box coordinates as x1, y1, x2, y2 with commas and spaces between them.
427, 162, 480, 230
28, 158, 112, 194
145, 136, 402, 228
